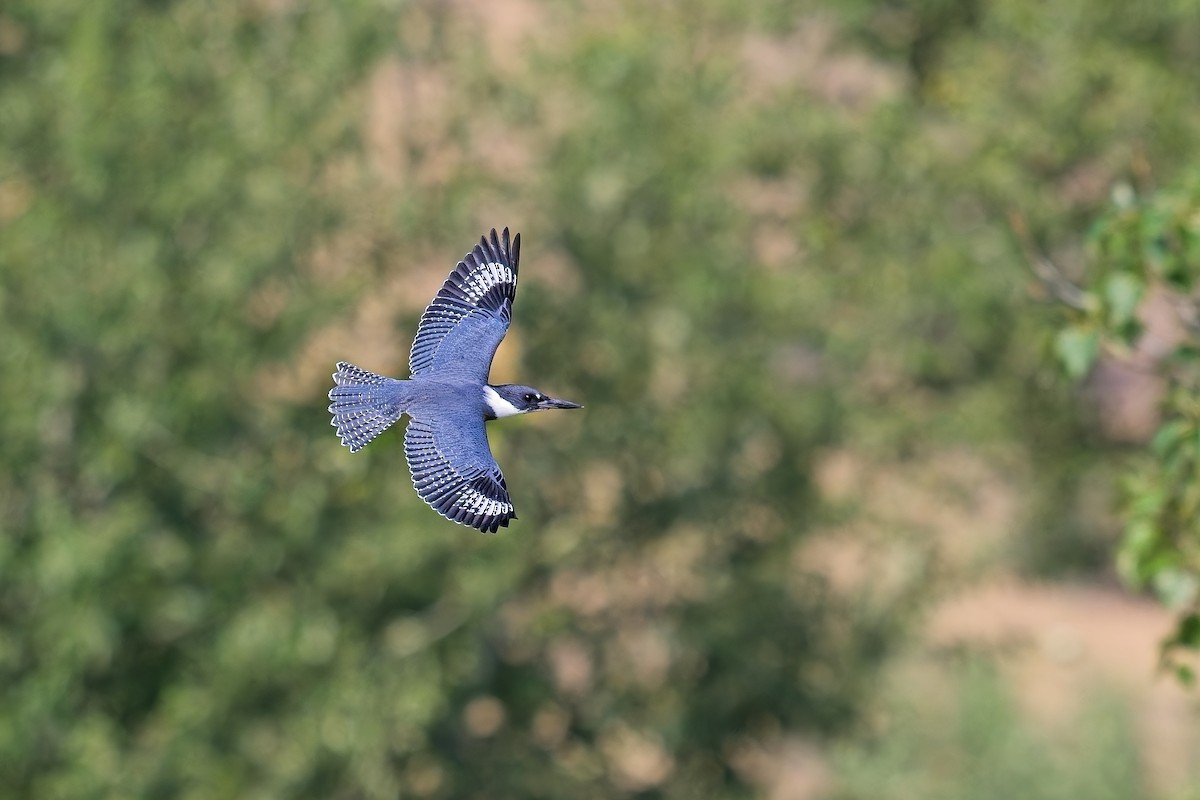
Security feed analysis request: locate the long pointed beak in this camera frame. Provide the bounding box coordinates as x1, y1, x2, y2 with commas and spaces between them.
539, 396, 583, 410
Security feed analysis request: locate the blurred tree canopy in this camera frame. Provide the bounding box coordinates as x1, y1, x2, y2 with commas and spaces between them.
3, 0, 1200, 797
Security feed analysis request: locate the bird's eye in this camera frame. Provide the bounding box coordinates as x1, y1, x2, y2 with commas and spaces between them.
524, 393, 536, 402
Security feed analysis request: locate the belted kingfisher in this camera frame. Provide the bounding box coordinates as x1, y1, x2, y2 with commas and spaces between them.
328, 228, 582, 534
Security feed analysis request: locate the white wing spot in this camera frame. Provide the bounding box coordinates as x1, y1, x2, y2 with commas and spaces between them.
459, 486, 512, 517
462, 262, 514, 303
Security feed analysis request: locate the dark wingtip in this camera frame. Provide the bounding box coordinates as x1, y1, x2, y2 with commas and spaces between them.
476, 512, 514, 535
481, 227, 520, 270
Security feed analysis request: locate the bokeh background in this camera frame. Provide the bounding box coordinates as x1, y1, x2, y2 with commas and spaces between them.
4, 1, 1200, 797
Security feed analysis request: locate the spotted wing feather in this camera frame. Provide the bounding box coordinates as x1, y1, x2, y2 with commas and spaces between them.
404, 418, 516, 534
409, 228, 520, 382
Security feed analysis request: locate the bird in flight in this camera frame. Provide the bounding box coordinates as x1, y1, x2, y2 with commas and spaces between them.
328, 228, 582, 533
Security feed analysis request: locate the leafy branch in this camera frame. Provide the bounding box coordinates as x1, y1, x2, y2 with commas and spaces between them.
1024, 175, 1200, 682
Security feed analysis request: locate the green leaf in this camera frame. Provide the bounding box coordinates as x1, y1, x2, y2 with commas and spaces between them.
1103, 272, 1143, 329
1175, 664, 1195, 685
1151, 419, 1191, 459
1169, 344, 1200, 365
1054, 326, 1099, 380
1118, 519, 1162, 586
1173, 613, 1200, 649
1153, 568, 1200, 611
1185, 225, 1200, 268
1139, 208, 1171, 272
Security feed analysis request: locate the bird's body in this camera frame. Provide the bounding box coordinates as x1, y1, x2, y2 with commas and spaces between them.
328, 228, 581, 534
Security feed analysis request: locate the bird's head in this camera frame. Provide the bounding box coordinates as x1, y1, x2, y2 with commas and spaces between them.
484, 384, 583, 419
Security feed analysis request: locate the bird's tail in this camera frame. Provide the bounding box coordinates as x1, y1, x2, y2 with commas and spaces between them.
328, 361, 407, 453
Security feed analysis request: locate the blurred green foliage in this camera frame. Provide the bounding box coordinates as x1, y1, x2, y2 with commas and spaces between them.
3, 0, 1200, 796
832, 660, 1146, 800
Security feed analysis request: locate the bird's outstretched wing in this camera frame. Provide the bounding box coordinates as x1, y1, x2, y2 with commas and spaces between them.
409, 228, 520, 383
404, 415, 516, 534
